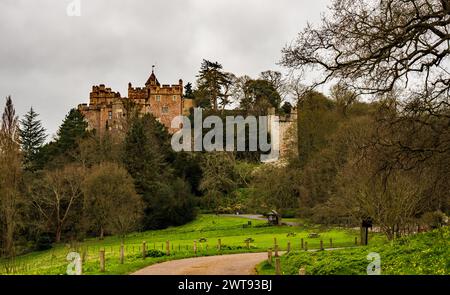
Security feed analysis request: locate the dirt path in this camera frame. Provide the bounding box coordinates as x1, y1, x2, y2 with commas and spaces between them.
132, 252, 269, 275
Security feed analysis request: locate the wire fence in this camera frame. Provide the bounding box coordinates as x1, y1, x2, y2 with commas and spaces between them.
0, 236, 360, 275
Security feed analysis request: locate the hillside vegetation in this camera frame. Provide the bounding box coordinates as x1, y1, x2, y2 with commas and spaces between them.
0, 215, 362, 275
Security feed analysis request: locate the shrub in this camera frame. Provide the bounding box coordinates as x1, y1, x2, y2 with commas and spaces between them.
244, 237, 255, 243
144, 249, 166, 258
420, 211, 447, 229
281, 209, 297, 218
35, 234, 53, 251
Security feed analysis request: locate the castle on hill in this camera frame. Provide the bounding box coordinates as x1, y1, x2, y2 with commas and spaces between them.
78, 69, 194, 133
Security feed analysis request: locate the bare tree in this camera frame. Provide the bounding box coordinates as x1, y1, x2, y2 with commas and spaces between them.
282, 0, 450, 98
231, 75, 252, 108
333, 156, 431, 240
286, 75, 307, 104
31, 164, 86, 243
220, 72, 238, 112
282, 0, 450, 213
0, 96, 23, 257
260, 70, 288, 99
330, 84, 358, 116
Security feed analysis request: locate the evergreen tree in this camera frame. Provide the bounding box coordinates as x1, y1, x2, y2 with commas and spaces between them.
19, 107, 47, 169
184, 82, 194, 99
55, 108, 88, 154
123, 115, 169, 229
196, 59, 230, 110
240, 79, 281, 115
123, 114, 196, 229
34, 108, 88, 169
1, 96, 18, 139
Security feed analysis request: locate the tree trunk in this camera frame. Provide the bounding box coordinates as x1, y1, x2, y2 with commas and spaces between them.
4, 207, 16, 257
99, 226, 104, 240
55, 227, 62, 243
3, 226, 14, 257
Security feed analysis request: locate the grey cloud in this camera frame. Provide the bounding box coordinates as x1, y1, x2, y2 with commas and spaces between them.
0, 0, 328, 136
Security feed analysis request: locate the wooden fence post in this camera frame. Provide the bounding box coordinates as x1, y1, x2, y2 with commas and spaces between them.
320, 240, 324, 251
218, 239, 222, 251
80, 251, 85, 275
193, 240, 197, 255
267, 248, 273, 265
142, 241, 146, 259
81, 249, 87, 264
245, 240, 250, 250
275, 258, 281, 275
274, 244, 279, 257
99, 249, 105, 272
304, 241, 308, 251
120, 243, 124, 264
273, 237, 277, 246
301, 238, 304, 250
287, 241, 291, 253
166, 240, 170, 256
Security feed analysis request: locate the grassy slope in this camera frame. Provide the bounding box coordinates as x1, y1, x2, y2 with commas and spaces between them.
0, 215, 361, 275
257, 227, 449, 275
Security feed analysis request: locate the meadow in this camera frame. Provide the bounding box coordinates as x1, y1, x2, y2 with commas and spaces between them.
0, 215, 363, 275
257, 227, 449, 275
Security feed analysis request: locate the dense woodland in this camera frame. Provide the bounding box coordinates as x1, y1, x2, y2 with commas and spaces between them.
1, 0, 449, 258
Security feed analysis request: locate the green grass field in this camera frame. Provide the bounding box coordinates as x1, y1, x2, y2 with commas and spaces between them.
0, 215, 364, 275
257, 227, 449, 275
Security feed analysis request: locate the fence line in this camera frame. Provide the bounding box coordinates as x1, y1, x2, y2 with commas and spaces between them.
0, 235, 360, 274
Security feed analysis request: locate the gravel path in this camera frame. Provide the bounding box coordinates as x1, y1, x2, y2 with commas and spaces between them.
132, 252, 269, 275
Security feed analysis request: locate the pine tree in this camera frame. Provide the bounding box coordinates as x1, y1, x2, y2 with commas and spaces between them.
19, 107, 47, 168
1, 96, 18, 139
184, 82, 194, 99
123, 114, 196, 229
34, 108, 88, 169
55, 108, 88, 154
123, 115, 168, 229
196, 59, 230, 111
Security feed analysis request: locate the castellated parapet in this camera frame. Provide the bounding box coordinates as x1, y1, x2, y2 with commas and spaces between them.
78, 70, 194, 134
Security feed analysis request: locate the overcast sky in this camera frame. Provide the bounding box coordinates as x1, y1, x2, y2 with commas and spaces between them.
0, 0, 328, 136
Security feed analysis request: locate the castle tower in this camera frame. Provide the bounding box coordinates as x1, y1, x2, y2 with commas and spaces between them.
145, 66, 160, 87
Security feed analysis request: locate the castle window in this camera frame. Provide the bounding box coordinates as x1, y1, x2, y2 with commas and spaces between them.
156, 95, 161, 101
173, 95, 177, 101
108, 111, 112, 120
162, 106, 169, 114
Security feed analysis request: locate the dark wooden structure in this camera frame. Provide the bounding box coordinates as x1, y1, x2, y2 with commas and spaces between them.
266, 210, 281, 225
360, 217, 373, 245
